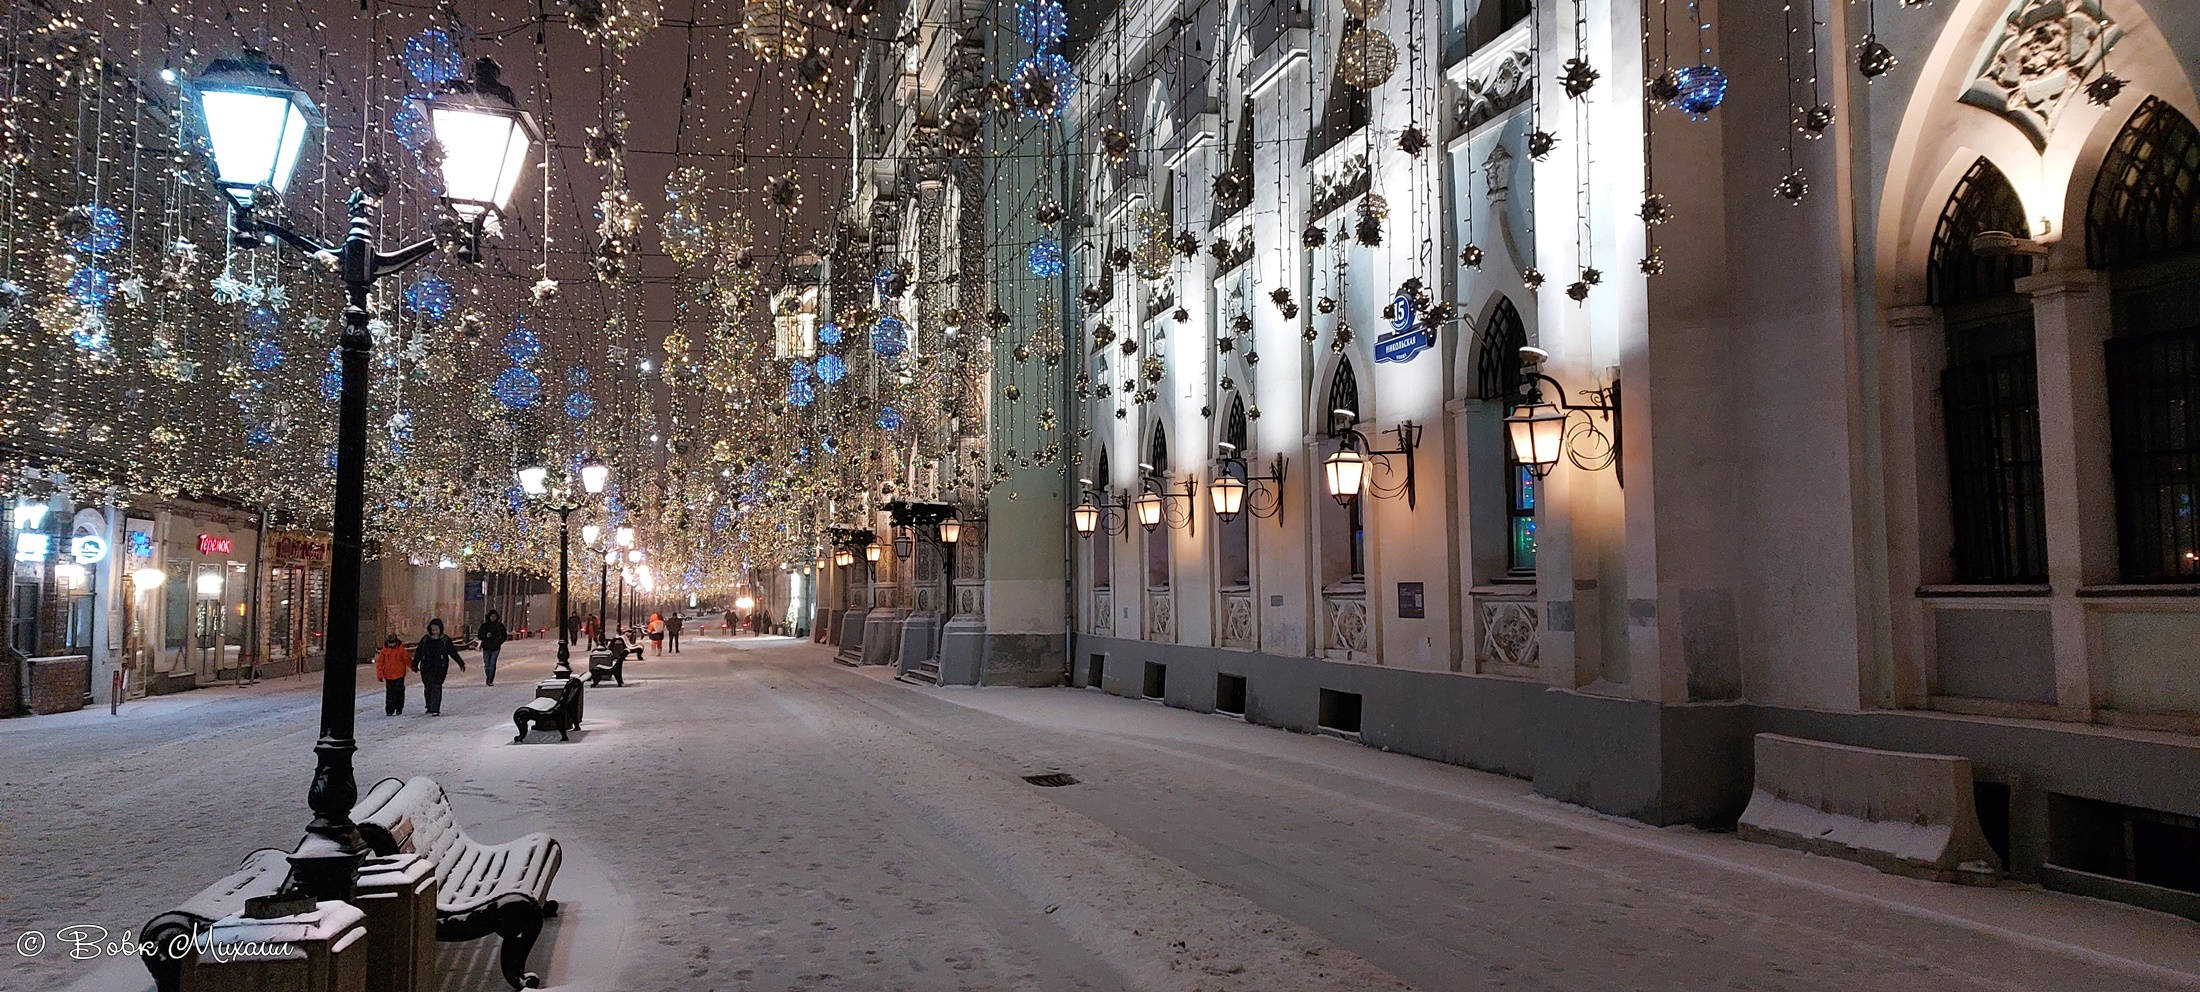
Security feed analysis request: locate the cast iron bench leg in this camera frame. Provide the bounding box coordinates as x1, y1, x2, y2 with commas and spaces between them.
496, 900, 546, 989
513, 710, 530, 744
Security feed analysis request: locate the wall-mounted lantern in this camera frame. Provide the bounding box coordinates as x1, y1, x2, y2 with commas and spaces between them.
1324, 422, 1422, 507
1210, 445, 1288, 524
1503, 347, 1621, 485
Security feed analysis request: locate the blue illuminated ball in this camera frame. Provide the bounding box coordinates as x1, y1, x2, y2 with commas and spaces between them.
816, 354, 848, 384
566, 392, 595, 419
1028, 237, 1064, 278
402, 28, 464, 87
818, 321, 843, 346
68, 203, 124, 254
249, 337, 285, 371
1016, 0, 1068, 49
876, 406, 902, 431
1672, 65, 1729, 117
790, 360, 813, 383
871, 317, 907, 357
493, 367, 542, 409
404, 275, 453, 322
1013, 54, 1078, 120
246, 305, 279, 335
504, 320, 543, 363
788, 380, 816, 407
67, 266, 112, 305
319, 370, 344, 401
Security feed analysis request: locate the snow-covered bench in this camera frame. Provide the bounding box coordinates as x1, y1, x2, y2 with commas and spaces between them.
514, 677, 582, 742
138, 847, 292, 991
353, 776, 565, 989
589, 637, 628, 685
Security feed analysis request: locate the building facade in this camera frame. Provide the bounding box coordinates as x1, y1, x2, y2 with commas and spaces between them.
839, 0, 2200, 915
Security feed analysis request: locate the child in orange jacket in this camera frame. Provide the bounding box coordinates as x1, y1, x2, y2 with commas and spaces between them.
374, 634, 412, 716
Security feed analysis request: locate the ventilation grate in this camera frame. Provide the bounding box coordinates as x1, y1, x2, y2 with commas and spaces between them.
1023, 772, 1079, 788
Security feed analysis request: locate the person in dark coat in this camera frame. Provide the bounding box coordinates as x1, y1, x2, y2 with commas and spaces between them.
666, 613, 683, 653
412, 618, 466, 716
478, 610, 509, 686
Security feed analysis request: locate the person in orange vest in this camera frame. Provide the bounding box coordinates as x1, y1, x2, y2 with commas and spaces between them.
647, 612, 666, 654
375, 634, 412, 716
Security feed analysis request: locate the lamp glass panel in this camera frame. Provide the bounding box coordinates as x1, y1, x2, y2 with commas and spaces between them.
580, 461, 610, 494
865, 544, 881, 562
616, 526, 635, 548
939, 519, 962, 544
1324, 449, 1366, 501
1072, 503, 1099, 535
1211, 475, 1246, 517
1134, 492, 1163, 529
1505, 402, 1566, 470
581, 523, 602, 546
200, 90, 312, 195
427, 106, 531, 216
517, 465, 549, 495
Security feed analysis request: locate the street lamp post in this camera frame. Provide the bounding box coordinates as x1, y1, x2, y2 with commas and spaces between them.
520, 458, 607, 679
188, 49, 538, 901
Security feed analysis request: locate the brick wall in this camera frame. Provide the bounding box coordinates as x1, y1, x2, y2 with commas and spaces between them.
0, 652, 19, 717
26, 656, 88, 715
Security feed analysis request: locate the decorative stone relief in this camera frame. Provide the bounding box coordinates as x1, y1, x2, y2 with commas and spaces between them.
1458, 49, 1532, 133
1147, 589, 1175, 641
1481, 143, 1514, 202
1309, 153, 1371, 221
1221, 592, 1255, 648
1326, 593, 1370, 655
1093, 588, 1113, 635
954, 580, 985, 620
1959, 0, 2121, 149
1479, 600, 1540, 671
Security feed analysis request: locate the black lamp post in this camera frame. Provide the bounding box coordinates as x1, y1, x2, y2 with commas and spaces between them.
520, 459, 608, 679
188, 50, 539, 901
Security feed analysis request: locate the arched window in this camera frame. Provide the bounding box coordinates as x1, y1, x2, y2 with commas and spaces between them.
1146, 422, 1171, 589
1090, 449, 1112, 590
1322, 361, 1367, 582
1474, 299, 1536, 572
1219, 394, 1252, 588
1930, 158, 2047, 583
2093, 99, 2200, 581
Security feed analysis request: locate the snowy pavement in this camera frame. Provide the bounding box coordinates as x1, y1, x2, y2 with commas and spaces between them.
3, 635, 2195, 992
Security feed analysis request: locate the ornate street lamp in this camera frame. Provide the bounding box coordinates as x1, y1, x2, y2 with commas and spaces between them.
938, 516, 962, 545
1209, 448, 1288, 524
189, 47, 539, 902
1324, 423, 1422, 508
410, 60, 541, 261
519, 457, 608, 679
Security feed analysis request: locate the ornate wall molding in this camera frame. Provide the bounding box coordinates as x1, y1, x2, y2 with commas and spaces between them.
1478, 600, 1540, 671
1958, 0, 2122, 150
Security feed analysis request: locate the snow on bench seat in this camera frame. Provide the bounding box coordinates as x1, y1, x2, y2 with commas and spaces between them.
352, 776, 563, 989
1737, 733, 2001, 884
139, 847, 292, 992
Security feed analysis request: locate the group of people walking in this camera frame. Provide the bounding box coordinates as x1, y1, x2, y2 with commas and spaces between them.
373, 610, 510, 716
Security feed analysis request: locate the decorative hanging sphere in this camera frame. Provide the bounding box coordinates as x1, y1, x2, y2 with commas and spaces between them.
818, 321, 844, 346
504, 320, 543, 364
816, 353, 848, 384
393, 104, 432, 152
790, 359, 814, 383
1133, 210, 1173, 281
567, 365, 589, 386
565, 391, 595, 419
248, 336, 285, 371
319, 370, 344, 402
871, 316, 907, 357
788, 379, 816, 407
1028, 237, 1065, 278
401, 28, 465, 87
65, 203, 124, 254
1012, 54, 1078, 120
404, 275, 454, 322
67, 265, 112, 305
247, 423, 277, 446
743, 0, 812, 61
244, 304, 280, 336
1017, 0, 1069, 48
492, 367, 543, 409
876, 406, 903, 431
1671, 64, 1729, 117
1337, 29, 1398, 90
1340, 0, 1388, 17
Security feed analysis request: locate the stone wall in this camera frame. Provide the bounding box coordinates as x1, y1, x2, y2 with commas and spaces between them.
26, 655, 89, 715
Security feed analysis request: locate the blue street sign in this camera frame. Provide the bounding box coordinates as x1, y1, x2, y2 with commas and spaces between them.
1375, 326, 1434, 364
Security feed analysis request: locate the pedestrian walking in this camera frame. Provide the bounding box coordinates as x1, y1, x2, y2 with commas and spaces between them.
478, 609, 509, 686
724, 609, 735, 635
375, 634, 411, 716
584, 613, 602, 649
647, 612, 666, 654
412, 618, 466, 716
666, 613, 683, 653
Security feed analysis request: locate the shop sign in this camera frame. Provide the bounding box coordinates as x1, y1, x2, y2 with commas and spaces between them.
272, 532, 330, 564
69, 508, 110, 565
125, 526, 154, 561
199, 534, 234, 555
14, 533, 50, 563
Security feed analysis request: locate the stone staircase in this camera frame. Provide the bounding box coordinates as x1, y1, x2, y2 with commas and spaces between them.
897, 658, 940, 685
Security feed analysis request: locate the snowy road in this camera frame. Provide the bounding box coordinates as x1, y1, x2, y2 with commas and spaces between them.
3, 635, 2195, 992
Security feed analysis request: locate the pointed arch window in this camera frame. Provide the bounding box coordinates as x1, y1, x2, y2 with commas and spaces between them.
1929, 159, 2047, 583
1090, 449, 1113, 590
2093, 99, 2200, 581
1324, 361, 1367, 580
1219, 394, 1253, 588
1473, 299, 1536, 571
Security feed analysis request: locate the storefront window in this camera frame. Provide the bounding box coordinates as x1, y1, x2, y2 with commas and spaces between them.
164, 560, 190, 651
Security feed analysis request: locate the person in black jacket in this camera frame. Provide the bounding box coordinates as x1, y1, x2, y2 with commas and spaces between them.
412, 618, 466, 715
478, 610, 509, 686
